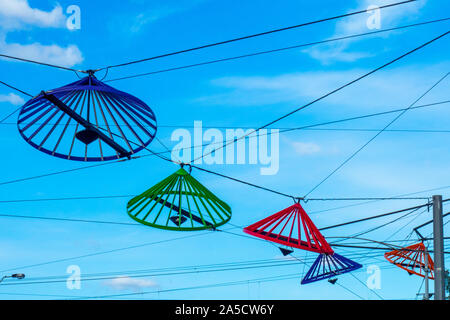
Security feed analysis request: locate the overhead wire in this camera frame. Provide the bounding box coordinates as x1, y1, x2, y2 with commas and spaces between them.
105, 17, 450, 82
0, 225, 238, 273
0, 260, 303, 287
309, 184, 450, 215
2, 258, 304, 282
304, 71, 450, 197
97, 0, 417, 71
4, 99, 449, 129
0, 54, 85, 73
0, 80, 33, 97
319, 201, 441, 231
220, 225, 371, 299
0, 1, 446, 301
190, 30, 450, 165
65, 273, 308, 300
0, 98, 448, 198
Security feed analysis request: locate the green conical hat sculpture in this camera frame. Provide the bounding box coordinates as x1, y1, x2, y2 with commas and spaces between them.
127, 167, 232, 231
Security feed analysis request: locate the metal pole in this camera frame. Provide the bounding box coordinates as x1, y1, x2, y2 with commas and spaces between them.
424, 245, 429, 300
446, 270, 450, 300
433, 195, 445, 300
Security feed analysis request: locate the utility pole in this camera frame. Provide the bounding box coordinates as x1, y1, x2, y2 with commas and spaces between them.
446, 270, 450, 300
424, 245, 430, 300
432, 195, 445, 300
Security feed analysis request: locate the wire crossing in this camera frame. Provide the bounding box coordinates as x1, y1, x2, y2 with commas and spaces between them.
105, 17, 450, 83
97, 0, 417, 71
192, 30, 450, 165
304, 72, 450, 197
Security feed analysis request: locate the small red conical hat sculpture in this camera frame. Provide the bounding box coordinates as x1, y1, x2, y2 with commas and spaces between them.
384, 242, 434, 279
243, 203, 333, 254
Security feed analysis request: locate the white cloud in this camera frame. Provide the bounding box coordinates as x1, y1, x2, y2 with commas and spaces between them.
117, 1, 207, 34
305, 43, 374, 64
197, 64, 449, 108
303, 0, 427, 64
0, 0, 66, 30
130, 8, 177, 33
0, 92, 24, 105
103, 276, 158, 291
335, 0, 426, 35
0, 1, 83, 68
292, 142, 321, 155
0, 38, 83, 67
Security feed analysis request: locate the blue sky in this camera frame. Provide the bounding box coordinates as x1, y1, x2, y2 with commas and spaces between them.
0, 0, 449, 300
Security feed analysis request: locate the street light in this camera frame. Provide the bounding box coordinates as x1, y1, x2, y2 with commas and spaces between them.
0, 273, 26, 283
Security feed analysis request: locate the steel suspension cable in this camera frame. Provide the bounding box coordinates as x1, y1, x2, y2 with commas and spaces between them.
97, 1, 417, 71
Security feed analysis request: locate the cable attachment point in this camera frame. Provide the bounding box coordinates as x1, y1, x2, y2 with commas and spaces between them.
180, 162, 192, 174
85, 69, 96, 77
292, 197, 304, 204
427, 198, 432, 212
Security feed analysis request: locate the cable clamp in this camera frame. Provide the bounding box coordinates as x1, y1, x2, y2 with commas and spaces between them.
292, 197, 304, 204
180, 162, 192, 174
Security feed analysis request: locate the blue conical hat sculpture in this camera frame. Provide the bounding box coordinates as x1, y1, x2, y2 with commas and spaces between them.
18, 75, 157, 161
301, 252, 362, 285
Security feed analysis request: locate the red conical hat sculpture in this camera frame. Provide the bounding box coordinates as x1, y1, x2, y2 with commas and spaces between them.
243, 203, 333, 254
384, 242, 434, 279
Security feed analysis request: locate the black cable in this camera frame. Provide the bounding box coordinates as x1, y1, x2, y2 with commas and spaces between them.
140, 137, 416, 202
0, 96, 447, 201
0, 80, 32, 124
193, 30, 450, 164
0, 80, 33, 97
98, 0, 417, 71
117, 128, 438, 203
1, 261, 302, 286
0, 212, 142, 227
8, 122, 450, 134
0, 98, 447, 198
0, 195, 134, 203
8, 258, 304, 282
328, 243, 449, 254
347, 207, 424, 239
94, 114, 446, 203
5, 100, 448, 129
0, 106, 22, 124
304, 72, 450, 197
0, 159, 128, 187
310, 184, 450, 215
106, 17, 450, 82
0, 225, 238, 273
67, 273, 304, 300
220, 226, 368, 300
191, 165, 294, 198
0, 54, 84, 73
319, 201, 450, 231
278, 100, 450, 135
0, 194, 428, 205
0, 98, 447, 191
358, 208, 430, 264
413, 212, 450, 231
309, 197, 429, 201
